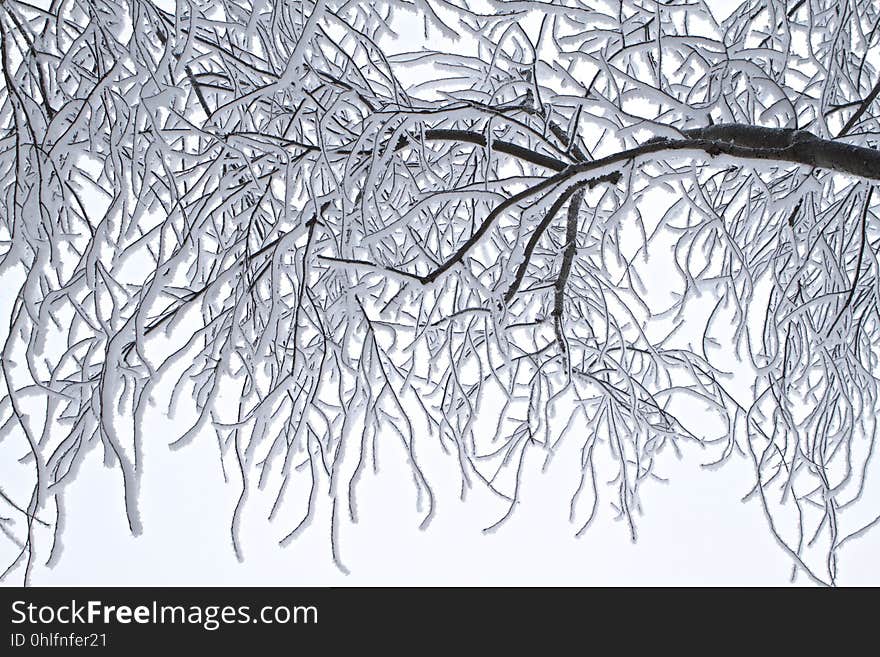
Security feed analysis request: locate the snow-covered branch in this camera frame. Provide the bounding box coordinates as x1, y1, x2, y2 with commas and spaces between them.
2, 0, 880, 586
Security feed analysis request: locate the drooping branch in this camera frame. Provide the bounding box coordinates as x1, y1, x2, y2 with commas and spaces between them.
838, 76, 880, 138
553, 187, 587, 356
320, 169, 622, 285
4, 0, 880, 588
504, 184, 582, 303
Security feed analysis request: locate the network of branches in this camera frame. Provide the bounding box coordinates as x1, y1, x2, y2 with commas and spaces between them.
2, 0, 880, 585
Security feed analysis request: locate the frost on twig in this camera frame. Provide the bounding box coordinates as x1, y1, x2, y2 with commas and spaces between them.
1, 0, 880, 586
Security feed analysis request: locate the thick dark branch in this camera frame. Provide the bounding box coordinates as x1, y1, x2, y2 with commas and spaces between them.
610, 124, 880, 181
725, 125, 880, 176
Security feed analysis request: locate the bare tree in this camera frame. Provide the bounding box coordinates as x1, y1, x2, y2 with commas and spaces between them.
2, 0, 880, 586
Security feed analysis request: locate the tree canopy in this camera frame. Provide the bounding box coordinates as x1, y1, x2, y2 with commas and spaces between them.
2, 0, 880, 585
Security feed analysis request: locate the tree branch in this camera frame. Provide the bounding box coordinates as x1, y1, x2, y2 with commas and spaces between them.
838, 76, 880, 138
417, 170, 622, 285
553, 187, 587, 356
596, 124, 880, 182
414, 123, 880, 184
401, 129, 569, 171
503, 183, 581, 303
335, 123, 880, 289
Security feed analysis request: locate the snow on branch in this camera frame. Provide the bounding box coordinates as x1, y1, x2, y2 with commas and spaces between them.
2, 0, 880, 586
